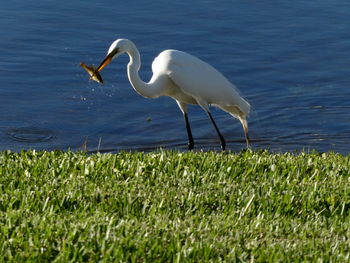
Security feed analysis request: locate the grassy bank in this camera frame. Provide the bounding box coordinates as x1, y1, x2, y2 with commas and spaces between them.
1, 150, 350, 262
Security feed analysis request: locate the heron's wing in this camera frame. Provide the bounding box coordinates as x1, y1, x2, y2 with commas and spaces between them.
166, 51, 238, 104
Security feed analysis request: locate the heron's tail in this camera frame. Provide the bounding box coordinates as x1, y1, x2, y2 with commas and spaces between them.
219, 97, 250, 119
238, 117, 249, 135
238, 97, 250, 118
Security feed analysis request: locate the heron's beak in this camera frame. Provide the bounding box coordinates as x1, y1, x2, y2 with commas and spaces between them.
96, 53, 113, 72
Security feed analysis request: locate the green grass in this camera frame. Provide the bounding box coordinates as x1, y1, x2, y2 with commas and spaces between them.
1, 149, 350, 262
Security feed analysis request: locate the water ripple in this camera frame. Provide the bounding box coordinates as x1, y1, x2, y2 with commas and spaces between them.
8, 127, 54, 143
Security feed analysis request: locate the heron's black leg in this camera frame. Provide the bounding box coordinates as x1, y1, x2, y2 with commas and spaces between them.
207, 112, 226, 150
183, 113, 194, 150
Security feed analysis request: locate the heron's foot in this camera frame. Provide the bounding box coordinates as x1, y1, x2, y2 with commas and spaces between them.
220, 141, 226, 151
188, 141, 194, 151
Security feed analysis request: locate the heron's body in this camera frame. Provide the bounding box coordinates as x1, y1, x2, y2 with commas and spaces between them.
96, 39, 250, 150
150, 50, 249, 116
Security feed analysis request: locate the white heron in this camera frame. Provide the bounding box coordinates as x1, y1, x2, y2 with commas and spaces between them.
95, 39, 250, 150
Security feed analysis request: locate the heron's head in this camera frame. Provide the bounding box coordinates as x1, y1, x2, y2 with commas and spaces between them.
96, 39, 130, 72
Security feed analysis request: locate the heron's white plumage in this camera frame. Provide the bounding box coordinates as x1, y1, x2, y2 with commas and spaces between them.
151, 49, 250, 119
96, 39, 251, 149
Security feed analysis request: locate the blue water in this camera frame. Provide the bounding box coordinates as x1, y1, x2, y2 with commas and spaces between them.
1, 0, 350, 153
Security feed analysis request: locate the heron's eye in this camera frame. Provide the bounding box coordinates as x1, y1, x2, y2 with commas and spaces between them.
111, 48, 119, 56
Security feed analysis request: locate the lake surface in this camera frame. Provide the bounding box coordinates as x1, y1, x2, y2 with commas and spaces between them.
1, 0, 350, 154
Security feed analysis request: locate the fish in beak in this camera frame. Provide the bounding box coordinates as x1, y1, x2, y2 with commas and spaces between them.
80, 62, 104, 84
95, 53, 114, 72
81, 48, 118, 84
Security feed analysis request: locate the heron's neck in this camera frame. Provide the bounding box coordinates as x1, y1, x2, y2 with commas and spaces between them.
126, 44, 157, 98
